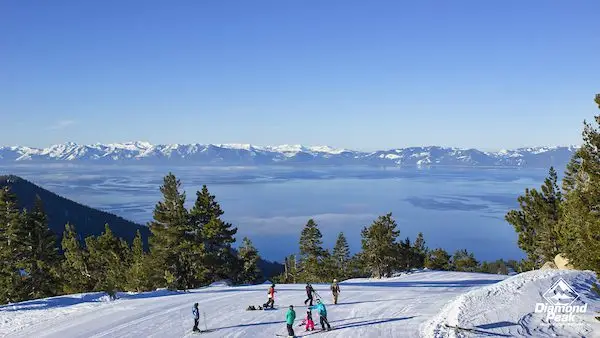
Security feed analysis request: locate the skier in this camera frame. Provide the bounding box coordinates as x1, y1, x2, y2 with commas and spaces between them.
299, 309, 315, 332
265, 283, 276, 309
304, 283, 315, 306
331, 279, 340, 304
192, 303, 200, 332
309, 299, 332, 331
286, 305, 296, 337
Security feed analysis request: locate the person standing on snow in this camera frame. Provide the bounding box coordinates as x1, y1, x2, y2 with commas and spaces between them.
286, 305, 296, 337
309, 299, 332, 331
331, 279, 340, 304
265, 283, 276, 309
304, 283, 315, 306
192, 303, 200, 332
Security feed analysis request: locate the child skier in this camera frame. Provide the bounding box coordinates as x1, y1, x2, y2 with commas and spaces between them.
286, 305, 296, 337
309, 299, 332, 331
192, 303, 200, 332
300, 309, 315, 331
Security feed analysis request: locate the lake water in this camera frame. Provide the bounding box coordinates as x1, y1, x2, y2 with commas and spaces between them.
0, 164, 549, 262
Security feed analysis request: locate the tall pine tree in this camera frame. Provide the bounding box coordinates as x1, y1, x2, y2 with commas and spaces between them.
298, 219, 328, 282
0, 186, 25, 304
61, 223, 93, 293
360, 213, 401, 278
332, 232, 351, 279
127, 230, 150, 292
411, 232, 427, 269
237, 237, 262, 284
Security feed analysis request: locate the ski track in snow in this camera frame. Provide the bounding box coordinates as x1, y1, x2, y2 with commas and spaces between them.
1, 270, 598, 337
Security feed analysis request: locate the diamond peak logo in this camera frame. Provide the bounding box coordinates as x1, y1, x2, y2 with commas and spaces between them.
543, 278, 579, 306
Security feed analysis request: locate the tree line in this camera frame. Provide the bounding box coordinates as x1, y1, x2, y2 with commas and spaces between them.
505, 94, 600, 280
0, 173, 262, 305
275, 211, 521, 284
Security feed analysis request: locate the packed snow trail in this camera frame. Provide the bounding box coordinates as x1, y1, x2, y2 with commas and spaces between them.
1, 271, 506, 338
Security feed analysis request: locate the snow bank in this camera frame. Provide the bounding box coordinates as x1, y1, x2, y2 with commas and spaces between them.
421, 269, 600, 337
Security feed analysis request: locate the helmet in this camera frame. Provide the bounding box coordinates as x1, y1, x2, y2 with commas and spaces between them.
316, 299, 321, 303
333, 279, 337, 282
194, 302, 198, 307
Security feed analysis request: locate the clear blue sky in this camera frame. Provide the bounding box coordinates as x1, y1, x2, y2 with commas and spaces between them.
1, 1, 598, 151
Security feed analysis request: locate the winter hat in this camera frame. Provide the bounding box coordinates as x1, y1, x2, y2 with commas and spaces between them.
333, 279, 337, 282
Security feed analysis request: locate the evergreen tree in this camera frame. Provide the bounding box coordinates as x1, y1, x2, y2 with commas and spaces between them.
425, 248, 451, 270
20, 197, 61, 300
399, 237, 412, 272
298, 219, 327, 282
452, 249, 479, 272
237, 237, 262, 284
411, 232, 427, 269
360, 213, 401, 278
86, 224, 131, 299
190, 185, 238, 283
332, 232, 351, 279
61, 223, 93, 293
505, 166, 563, 266
0, 186, 25, 304
148, 173, 194, 290
560, 96, 600, 273
127, 230, 150, 292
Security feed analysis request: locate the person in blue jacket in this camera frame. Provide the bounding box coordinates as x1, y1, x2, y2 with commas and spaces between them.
308, 299, 331, 331
192, 303, 200, 332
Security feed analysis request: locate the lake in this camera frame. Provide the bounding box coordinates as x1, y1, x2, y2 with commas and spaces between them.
0, 164, 549, 262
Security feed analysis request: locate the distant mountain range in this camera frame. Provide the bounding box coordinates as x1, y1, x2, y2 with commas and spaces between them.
0, 142, 579, 168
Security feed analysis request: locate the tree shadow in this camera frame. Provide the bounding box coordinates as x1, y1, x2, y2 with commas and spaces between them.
210, 317, 364, 332
334, 298, 413, 306
330, 316, 416, 331
446, 324, 513, 337
476, 321, 518, 330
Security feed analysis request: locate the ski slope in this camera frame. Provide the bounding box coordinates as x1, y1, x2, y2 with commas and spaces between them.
0, 270, 597, 337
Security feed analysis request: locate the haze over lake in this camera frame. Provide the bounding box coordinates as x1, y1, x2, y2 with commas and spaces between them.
1, 164, 550, 262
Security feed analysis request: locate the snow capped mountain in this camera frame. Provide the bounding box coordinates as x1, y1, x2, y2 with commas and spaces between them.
0, 142, 578, 168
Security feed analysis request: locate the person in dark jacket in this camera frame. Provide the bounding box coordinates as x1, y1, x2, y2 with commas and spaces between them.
304, 283, 315, 306
192, 303, 200, 332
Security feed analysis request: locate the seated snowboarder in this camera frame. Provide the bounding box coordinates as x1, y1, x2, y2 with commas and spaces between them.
192, 303, 200, 332
286, 305, 296, 337
309, 299, 332, 331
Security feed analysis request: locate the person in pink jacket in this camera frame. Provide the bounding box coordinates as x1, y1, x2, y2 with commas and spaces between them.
299, 309, 315, 332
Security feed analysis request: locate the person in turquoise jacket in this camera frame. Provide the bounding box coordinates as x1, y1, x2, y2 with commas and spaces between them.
309, 299, 332, 331
286, 305, 296, 337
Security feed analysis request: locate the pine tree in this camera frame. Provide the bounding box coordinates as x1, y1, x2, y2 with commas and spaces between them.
237, 237, 262, 284
399, 237, 412, 272
411, 232, 427, 269
127, 230, 150, 292
298, 219, 327, 282
148, 173, 193, 290
425, 248, 451, 270
452, 249, 479, 272
560, 96, 600, 273
505, 166, 563, 266
360, 213, 401, 278
61, 223, 93, 293
332, 232, 351, 279
190, 185, 238, 284
0, 186, 26, 304
20, 196, 61, 300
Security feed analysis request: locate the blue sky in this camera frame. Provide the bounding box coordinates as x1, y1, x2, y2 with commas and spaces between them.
1, 1, 598, 151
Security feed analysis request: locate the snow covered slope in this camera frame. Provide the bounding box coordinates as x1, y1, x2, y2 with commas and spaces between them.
1, 270, 596, 337
0, 271, 505, 338
421, 269, 600, 337
0, 142, 578, 168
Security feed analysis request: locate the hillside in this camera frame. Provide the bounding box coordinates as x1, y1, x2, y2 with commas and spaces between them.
1, 269, 595, 337
0, 175, 283, 279
0, 142, 578, 168
0, 175, 150, 246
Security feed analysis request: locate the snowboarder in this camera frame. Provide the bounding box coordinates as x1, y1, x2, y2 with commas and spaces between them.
192, 303, 200, 332
304, 283, 316, 306
265, 283, 276, 309
331, 279, 340, 304
309, 299, 331, 331
286, 305, 296, 337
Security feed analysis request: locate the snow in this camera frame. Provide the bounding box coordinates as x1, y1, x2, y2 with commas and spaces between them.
421, 269, 600, 338
1, 270, 597, 337
0, 271, 506, 338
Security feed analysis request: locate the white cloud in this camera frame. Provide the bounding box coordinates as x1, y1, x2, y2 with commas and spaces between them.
47, 120, 76, 130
